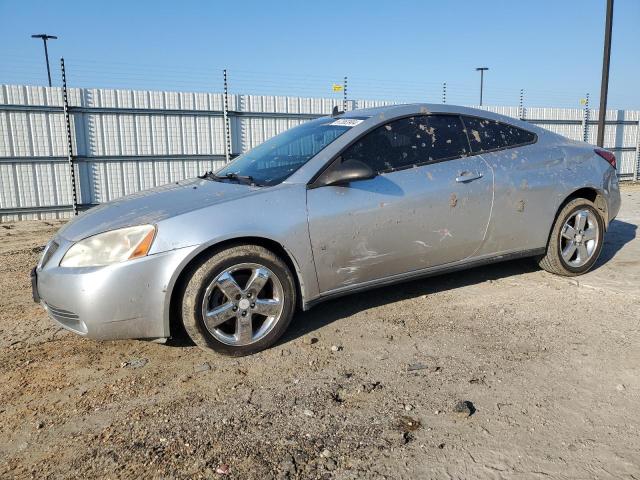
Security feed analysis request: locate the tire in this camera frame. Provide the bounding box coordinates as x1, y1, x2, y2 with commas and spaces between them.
181, 244, 296, 356
538, 198, 604, 276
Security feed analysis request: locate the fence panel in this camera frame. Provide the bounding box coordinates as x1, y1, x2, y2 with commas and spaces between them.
1, 84, 638, 221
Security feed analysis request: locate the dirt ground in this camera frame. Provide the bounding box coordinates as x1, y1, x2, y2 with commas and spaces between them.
1, 184, 639, 480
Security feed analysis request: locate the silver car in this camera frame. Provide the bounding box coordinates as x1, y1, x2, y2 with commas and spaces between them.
32, 104, 621, 355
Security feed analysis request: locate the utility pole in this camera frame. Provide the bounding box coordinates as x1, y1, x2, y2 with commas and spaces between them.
31, 34, 57, 87
597, 0, 614, 148
475, 67, 489, 106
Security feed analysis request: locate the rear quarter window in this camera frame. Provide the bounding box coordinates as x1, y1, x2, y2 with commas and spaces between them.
462, 116, 536, 153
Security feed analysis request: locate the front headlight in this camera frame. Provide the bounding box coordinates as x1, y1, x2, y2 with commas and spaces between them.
60, 225, 156, 268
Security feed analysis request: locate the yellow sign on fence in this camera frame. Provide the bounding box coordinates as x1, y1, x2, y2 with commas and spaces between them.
332, 84, 343, 92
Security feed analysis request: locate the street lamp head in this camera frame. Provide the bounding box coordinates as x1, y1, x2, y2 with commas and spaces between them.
31, 34, 58, 40
476, 67, 489, 71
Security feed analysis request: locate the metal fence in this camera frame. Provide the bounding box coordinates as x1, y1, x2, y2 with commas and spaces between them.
1, 83, 639, 222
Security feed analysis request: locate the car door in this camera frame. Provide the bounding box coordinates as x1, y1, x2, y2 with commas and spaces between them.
306, 114, 494, 294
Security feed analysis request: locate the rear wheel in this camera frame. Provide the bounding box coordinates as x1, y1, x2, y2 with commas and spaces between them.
181, 244, 296, 356
538, 198, 604, 276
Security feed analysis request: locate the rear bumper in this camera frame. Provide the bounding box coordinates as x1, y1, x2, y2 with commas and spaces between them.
606, 168, 621, 225
34, 245, 196, 340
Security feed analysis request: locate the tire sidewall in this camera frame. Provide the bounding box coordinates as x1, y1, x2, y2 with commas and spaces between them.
182, 246, 296, 356
555, 201, 604, 274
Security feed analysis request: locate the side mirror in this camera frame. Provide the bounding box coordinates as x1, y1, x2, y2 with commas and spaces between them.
320, 159, 376, 187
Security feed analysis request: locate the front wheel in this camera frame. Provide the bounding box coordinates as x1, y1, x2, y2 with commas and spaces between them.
538, 198, 604, 276
181, 244, 296, 356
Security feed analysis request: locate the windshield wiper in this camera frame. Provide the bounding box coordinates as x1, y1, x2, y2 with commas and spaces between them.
220, 172, 256, 185
199, 171, 260, 186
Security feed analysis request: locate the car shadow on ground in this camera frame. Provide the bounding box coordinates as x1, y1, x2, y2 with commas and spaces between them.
281, 219, 637, 345
592, 219, 637, 270
167, 259, 541, 349
279, 258, 539, 346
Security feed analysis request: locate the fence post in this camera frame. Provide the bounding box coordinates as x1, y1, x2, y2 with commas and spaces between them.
442, 82, 447, 104
343, 76, 348, 111
582, 93, 590, 143
222, 69, 231, 163
634, 119, 639, 182
60, 57, 78, 215
518, 89, 526, 121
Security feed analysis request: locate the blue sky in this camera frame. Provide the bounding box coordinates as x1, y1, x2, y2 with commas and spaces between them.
0, 0, 638, 108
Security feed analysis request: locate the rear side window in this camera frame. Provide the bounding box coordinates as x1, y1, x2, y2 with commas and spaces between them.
341, 115, 469, 173
462, 116, 536, 153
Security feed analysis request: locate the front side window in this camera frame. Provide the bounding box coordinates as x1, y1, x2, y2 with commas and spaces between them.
341, 115, 469, 173
215, 117, 355, 186
462, 116, 536, 153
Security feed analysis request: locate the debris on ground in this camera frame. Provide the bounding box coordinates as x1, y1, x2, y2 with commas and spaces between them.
407, 362, 429, 372
362, 381, 381, 393
215, 464, 230, 475
454, 400, 476, 418
120, 358, 148, 369
194, 362, 211, 373
397, 415, 421, 432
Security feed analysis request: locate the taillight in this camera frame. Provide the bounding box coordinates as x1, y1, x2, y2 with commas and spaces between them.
595, 148, 616, 169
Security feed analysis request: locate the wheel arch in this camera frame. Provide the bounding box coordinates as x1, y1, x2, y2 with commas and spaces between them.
558, 187, 608, 227
544, 186, 608, 251
165, 236, 305, 338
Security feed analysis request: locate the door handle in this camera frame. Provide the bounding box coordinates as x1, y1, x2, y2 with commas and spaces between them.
456, 171, 483, 183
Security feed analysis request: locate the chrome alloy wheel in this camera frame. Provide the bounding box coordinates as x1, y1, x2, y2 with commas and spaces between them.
201, 263, 284, 346
560, 209, 600, 268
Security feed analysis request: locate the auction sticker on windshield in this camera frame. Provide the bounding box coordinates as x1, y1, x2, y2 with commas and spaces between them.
329, 119, 364, 127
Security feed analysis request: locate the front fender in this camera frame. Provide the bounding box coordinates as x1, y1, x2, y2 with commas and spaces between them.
153, 184, 319, 336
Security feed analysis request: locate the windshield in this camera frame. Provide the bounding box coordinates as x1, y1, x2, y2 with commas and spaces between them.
214, 117, 357, 186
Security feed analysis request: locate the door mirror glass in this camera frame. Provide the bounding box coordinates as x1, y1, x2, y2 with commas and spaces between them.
321, 159, 376, 187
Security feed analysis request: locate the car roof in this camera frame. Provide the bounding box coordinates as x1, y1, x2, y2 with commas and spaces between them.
340, 103, 509, 117
340, 103, 543, 132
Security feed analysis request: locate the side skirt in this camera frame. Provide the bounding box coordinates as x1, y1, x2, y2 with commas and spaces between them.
302, 248, 546, 310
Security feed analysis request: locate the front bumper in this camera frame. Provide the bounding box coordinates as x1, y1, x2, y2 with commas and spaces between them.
33, 240, 197, 340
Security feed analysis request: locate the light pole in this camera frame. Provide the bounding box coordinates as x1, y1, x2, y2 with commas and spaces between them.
476, 67, 489, 106
31, 34, 58, 87
596, 0, 614, 148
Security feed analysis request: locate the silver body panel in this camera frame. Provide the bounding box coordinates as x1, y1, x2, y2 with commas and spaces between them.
307, 154, 493, 291
34, 104, 621, 341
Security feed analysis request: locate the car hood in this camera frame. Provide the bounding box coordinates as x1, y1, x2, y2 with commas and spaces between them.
57, 178, 266, 241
